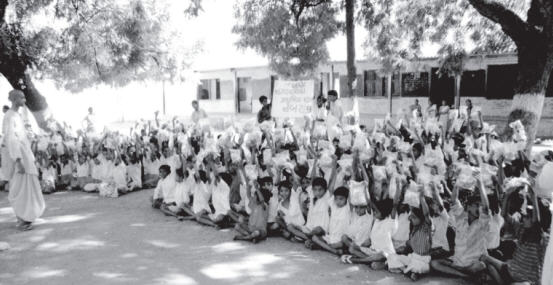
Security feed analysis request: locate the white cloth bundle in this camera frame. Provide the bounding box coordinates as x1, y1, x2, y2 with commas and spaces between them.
99, 182, 118, 198
504, 177, 530, 192
403, 182, 420, 208
259, 120, 275, 134
262, 148, 272, 163
424, 118, 441, 134
295, 149, 308, 164
244, 164, 257, 181
372, 165, 387, 181
481, 163, 498, 188
203, 137, 218, 155
339, 133, 353, 150
338, 158, 353, 169
230, 149, 241, 164
313, 123, 327, 139
244, 130, 262, 148
455, 163, 477, 190
272, 152, 291, 168
198, 118, 211, 133
37, 136, 49, 152
353, 133, 369, 151
398, 141, 412, 154
509, 120, 527, 142
349, 180, 368, 206
319, 150, 334, 168
537, 162, 553, 199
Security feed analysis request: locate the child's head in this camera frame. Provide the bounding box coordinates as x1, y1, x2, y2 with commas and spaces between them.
198, 169, 208, 183
333, 187, 349, 208
175, 168, 184, 183
158, 164, 171, 179
409, 207, 425, 227
219, 172, 233, 186
374, 198, 394, 220
258, 176, 273, 191
465, 195, 481, 219
278, 181, 292, 201
312, 177, 328, 198
78, 154, 87, 164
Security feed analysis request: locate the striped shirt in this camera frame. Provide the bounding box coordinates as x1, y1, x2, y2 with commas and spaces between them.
408, 221, 432, 256
507, 230, 548, 285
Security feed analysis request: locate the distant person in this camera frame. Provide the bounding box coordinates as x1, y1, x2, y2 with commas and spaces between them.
326, 90, 343, 123
2, 105, 9, 113
257, 96, 272, 124
410, 99, 422, 118
83, 107, 97, 133
191, 100, 207, 124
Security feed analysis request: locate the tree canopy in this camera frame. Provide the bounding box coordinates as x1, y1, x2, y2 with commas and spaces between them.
233, 0, 341, 78
0, 0, 203, 93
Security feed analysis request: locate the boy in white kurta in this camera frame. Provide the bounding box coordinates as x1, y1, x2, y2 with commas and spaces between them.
1, 90, 45, 231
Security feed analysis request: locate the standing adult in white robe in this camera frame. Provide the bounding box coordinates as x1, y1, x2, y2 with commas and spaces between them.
1, 90, 45, 231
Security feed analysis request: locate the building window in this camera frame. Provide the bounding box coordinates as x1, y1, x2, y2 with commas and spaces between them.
461, 70, 485, 97
402, 72, 429, 97
363, 70, 384, 97
198, 79, 220, 100
382, 72, 400, 97
487, 64, 517, 99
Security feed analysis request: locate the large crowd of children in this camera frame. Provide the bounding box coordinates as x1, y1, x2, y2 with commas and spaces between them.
3, 95, 552, 284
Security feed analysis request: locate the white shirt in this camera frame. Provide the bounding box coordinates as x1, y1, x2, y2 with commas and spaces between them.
449, 200, 490, 267
431, 209, 450, 251
76, 162, 90, 178
370, 217, 398, 257
153, 176, 176, 202
487, 212, 504, 249
346, 212, 374, 246
211, 180, 231, 216
305, 188, 331, 232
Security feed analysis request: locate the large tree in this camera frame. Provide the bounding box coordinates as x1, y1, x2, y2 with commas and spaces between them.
359, 0, 550, 150
0, 0, 202, 129
233, 0, 341, 78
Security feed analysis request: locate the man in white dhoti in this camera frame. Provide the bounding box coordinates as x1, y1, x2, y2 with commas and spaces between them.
1, 90, 45, 231
326, 90, 343, 141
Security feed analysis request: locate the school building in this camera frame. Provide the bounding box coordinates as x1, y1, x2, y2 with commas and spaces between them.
194, 53, 553, 137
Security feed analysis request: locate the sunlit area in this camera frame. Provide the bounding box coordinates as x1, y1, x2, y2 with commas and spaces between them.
0, 0, 552, 285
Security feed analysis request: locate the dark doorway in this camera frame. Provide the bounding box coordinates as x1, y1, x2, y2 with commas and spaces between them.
430, 68, 455, 105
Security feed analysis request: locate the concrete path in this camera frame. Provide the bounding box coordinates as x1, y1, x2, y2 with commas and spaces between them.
0, 190, 469, 285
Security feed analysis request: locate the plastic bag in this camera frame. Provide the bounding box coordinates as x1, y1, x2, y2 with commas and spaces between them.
537, 162, 553, 199
349, 180, 368, 206
230, 149, 241, 164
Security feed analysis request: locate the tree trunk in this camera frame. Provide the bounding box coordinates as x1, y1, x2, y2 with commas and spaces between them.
386, 73, 392, 114
505, 38, 552, 152
0, 23, 51, 130
0, 67, 51, 129
345, 0, 356, 97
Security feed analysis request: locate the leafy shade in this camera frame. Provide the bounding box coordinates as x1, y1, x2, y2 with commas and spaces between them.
233, 0, 341, 78
0, 0, 202, 93
359, 0, 529, 62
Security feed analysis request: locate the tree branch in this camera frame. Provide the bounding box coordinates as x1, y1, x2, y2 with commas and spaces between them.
467, 0, 535, 44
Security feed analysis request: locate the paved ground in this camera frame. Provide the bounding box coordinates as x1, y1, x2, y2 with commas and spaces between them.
0, 190, 469, 285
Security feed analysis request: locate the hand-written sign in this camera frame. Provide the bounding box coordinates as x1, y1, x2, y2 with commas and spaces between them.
272, 80, 314, 118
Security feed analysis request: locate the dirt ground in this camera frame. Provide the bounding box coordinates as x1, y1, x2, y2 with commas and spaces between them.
0, 190, 469, 285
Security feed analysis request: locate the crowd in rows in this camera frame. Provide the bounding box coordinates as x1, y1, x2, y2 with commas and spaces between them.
3, 93, 552, 284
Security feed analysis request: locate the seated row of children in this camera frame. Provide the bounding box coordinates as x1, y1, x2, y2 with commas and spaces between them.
148, 111, 552, 284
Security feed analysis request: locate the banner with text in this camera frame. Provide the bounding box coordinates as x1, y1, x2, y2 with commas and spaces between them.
272, 80, 314, 118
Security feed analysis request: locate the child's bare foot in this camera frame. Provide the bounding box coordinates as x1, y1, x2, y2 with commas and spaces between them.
282, 231, 292, 240
340, 255, 353, 264
370, 261, 386, 270
389, 268, 402, 274
409, 272, 419, 281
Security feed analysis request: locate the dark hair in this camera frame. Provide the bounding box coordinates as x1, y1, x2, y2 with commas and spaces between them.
411, 207, 425, 221
334, 187, 349, 199
159, 164, 171, 174
466, 195, 480, 206
259, 187, 273, 203
259, 96, 268, 103
312, 177, 328, 189
294, 164, 309, 178
375, 198, 394, 218
175, 167, 184, 178
278, 181, 293, 190
258, 176, 273, 185
192, 100, 198, 105
219, 172, 233, 186
327, 90, 338, 97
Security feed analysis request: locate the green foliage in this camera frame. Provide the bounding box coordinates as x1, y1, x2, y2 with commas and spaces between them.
1, 0, 202, 92
359, 0, 530, 70
233, 0, 341, 78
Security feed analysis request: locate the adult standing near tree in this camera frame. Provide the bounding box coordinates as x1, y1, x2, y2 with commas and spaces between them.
191, 100, 208, 124
83, 107, 97, 134
326, 90, 343, 141
1, 90, 45, 231
257, 96, 272, 124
